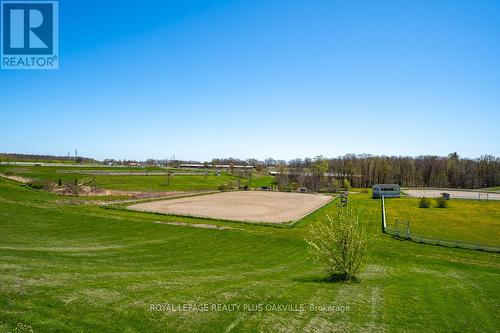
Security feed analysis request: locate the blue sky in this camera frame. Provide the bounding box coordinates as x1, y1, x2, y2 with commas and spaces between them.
1, 0, 499, 161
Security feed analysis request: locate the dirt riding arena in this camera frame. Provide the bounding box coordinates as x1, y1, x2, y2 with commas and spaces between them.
128, 191, 333, 223
405, 189, 500, 200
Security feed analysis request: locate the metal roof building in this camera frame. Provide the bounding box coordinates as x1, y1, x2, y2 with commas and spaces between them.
372, 184, 400, 198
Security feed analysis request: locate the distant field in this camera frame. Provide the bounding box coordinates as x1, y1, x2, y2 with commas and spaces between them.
0, 165, 274, 191
481, 186, 500, 193
385, 197, 500, 246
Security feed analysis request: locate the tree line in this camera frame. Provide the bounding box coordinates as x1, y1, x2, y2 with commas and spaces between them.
272, 153, 499, 190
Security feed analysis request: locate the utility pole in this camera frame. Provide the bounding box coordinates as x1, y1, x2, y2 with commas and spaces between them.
166, 171, 171, 186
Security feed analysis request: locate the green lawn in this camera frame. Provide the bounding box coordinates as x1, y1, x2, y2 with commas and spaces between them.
0, 165, 274, 192
385, 197, 500, 246
0, 178, 499, 332
480, 186, 500, 193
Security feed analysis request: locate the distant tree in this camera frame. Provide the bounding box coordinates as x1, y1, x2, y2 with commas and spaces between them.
275, 153, 500, 190
343, 178, 351, 191
331, 179, 340, 193
311, 156, 329, 190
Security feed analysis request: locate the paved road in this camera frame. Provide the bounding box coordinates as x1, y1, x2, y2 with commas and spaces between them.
405, 189, 500, 200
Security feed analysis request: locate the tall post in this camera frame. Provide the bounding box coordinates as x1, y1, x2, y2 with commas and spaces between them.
381, 196, 386, 233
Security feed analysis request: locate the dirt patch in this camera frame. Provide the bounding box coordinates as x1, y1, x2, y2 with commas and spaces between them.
51, 186, 197, 199
0, 173, 32, 183
129, 191, 333, 223
405, 189, 500, 200
154, 221, 234, 230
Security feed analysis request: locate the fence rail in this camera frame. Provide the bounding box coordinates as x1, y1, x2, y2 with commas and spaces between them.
380, 196, 500, 253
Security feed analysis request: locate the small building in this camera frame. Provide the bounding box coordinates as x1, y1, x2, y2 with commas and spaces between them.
372, 184, 400, 198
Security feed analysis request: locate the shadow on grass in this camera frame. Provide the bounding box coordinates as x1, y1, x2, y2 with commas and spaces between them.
390, 236, 408, 241
293, 274, 361, 284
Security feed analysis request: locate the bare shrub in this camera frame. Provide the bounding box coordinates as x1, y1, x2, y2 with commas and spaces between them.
435, 196, 448, 208
419, 197, 432, 208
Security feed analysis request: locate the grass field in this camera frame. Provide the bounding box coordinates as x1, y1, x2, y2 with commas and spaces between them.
1, 177, 499, 332
0, 165, 274, 192
481, 186, 500, 193
385, 198, 500, 246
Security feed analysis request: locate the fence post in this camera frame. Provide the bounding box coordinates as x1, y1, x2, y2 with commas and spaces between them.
381, 196, 386, 233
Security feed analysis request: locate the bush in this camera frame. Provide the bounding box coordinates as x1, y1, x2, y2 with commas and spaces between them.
63, 183, 82, 197
218, 184, 227, 191
307, 208, 367, 282
435, 196, 448, 208
419, 197, 432, 208
4, 171, 14, 176
26, 181, 45, 190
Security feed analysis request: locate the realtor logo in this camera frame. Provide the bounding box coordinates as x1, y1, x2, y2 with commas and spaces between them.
1, 0, 58, 69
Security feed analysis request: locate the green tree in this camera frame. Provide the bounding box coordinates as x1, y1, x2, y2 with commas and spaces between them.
343, 178, 351, 191
311, 156, 329, 190
307, 208, 367, 281
331, 179, 340, 193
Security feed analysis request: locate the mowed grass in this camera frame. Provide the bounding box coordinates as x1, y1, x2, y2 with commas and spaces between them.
385, 197, 500, 246
0, 178, 499, 332
0, 165, 274, 191
481, 186, 500, 193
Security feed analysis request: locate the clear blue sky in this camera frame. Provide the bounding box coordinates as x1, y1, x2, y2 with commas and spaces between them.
1, 0, 499, 161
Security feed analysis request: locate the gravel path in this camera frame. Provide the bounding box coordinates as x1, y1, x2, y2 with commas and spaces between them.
405, 189, 500, 200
